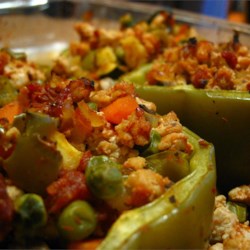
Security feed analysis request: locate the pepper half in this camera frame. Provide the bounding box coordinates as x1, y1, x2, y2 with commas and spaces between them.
97, 127, 216, 249
135, 85, 250, 193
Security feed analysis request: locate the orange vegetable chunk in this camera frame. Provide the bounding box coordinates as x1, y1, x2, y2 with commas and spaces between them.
0, 101, 22, 123
101, 95, 138, 124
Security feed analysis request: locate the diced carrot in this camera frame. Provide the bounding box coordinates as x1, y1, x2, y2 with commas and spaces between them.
101, 95, 138, 124
0, 101, 23, 123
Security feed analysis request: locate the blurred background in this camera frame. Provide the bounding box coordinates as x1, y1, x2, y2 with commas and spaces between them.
0, 0, 249, 24
130, 0, 250, 23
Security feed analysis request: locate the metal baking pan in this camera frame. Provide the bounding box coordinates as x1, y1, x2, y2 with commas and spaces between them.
1, 0, 250, 63
1, 0, 250, 192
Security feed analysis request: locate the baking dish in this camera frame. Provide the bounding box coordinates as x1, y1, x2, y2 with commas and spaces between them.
1, 0, 250, 248
1, 0, 249, 190
1, 0, 250, 58
1, 0, 249, 188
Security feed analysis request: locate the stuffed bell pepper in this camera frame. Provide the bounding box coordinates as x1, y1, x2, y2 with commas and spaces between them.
123, 31, 250, 193
0, 74, 216, 249
209, 184, 250, 249
49, 10, 250, 194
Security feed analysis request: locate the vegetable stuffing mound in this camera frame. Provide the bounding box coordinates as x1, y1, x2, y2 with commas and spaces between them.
53, 11, 250, 91
0, 69, 194, 248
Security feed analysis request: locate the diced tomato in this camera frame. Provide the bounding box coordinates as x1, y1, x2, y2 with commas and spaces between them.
46, 171, 90, 214
221, 51, 238, 69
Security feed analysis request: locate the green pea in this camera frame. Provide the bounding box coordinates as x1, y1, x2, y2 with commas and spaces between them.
57, 200, 97, 241
15, 193, 47, 229
86, 156, 123, 200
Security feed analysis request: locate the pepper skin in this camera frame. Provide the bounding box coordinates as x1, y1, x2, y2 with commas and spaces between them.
121, 63, 152, 86
97, 127, 216, 250
135, 85, 250, 193
3, 112, 62, 194
0, 77, 18, 107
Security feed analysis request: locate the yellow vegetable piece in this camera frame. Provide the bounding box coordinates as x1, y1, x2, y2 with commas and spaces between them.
51, 131, 83, 170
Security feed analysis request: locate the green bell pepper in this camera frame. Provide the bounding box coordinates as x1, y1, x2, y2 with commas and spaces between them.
97, 127, 216, 249
0, 76, 18, 107
3, 112, 62, 194
120, 63, 152, 85
135, 85, 250, 194
226, 201, 248, 223
146, 150, 190, 182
